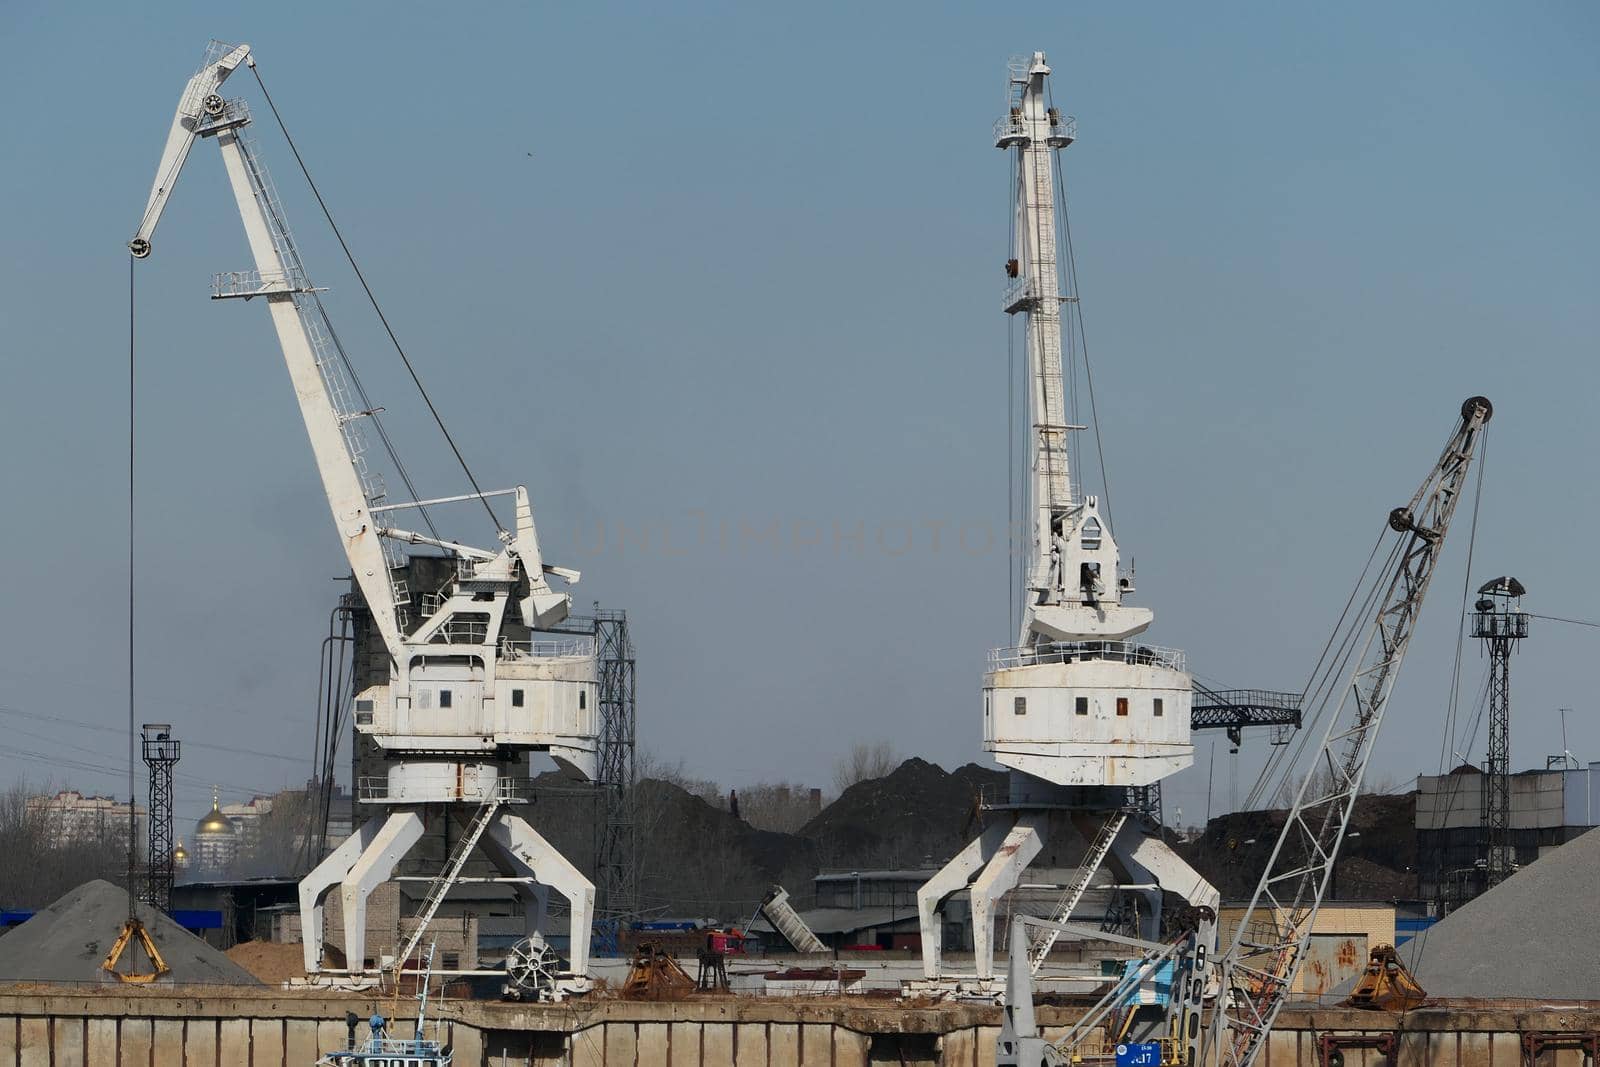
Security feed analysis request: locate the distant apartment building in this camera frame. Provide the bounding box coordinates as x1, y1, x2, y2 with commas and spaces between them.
26, 791, 145, 847
220, 795, 274, 855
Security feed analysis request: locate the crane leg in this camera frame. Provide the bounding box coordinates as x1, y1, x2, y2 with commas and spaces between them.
1108, 821, 1219, 942
916, 820, 1011, 978
969, 814, 1046, 981
483, 811, 596, 977
298, 814, 386, 973
477, 832, 551, 942
338, 808, 427, 973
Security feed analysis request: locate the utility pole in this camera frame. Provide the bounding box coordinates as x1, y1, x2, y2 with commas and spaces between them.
140, 724, 181, 911
1471, 577, 1528, 890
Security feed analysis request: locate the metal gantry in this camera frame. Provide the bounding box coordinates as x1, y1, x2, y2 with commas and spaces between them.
139, 724, 181, 911
1470, 577, 1528, 888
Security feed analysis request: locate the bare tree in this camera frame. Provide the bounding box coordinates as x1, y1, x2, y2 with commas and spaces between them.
832, 741, 897, 794
0, 782, 131, 907
736, 782, 825, 833
636, 750, 721, 806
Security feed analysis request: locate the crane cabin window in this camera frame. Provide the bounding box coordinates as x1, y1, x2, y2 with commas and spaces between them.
512, 689, 524, 708
1153, 698, 1164, 717
579, 690, 587, 710
1014, 697, 1027, 715
1075, 696, 1089, 716
1116, 697, 1129, 717
439, 689, 453, 709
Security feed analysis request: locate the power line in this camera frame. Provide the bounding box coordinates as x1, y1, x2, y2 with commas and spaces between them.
1527, 612, 1600, 630
0, 706, 305, 766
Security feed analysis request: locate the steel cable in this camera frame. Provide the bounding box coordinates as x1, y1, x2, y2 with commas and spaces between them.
248, 64, 504, 534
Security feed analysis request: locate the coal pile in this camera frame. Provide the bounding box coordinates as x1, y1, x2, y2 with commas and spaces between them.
1401, 826, 1600, 1000
0, 880, 260, 986
636, 780, 819, 917
631, 759, 1005, 917
798, 758, 1006, 870
1179, 793, 1417, 900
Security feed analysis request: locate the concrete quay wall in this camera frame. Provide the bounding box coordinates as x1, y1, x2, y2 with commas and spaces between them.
0, 988, 1593, 1066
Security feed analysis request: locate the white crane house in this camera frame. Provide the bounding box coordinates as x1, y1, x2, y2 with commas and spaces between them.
131, 42, 597, 996
914, 53, 1218, 991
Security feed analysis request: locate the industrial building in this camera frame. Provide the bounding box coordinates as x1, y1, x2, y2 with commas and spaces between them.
1415, 759, 1600, 905
1215, 901, 1398, 996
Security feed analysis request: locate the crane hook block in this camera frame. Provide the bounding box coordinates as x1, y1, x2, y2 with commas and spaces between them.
202, 93, 226, 117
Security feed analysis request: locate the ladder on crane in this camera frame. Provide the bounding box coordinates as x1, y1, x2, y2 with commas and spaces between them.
395, 797, 501, 973
1027, 810, 1127, 972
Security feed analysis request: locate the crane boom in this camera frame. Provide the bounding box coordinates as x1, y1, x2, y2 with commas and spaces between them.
1003, 54, 1151, 649
128, 41, 406, 660
211, 121, 406, 657
1205, 396, 1492, 1067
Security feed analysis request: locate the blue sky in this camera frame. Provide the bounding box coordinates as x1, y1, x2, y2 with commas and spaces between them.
2, 2, 1597, 832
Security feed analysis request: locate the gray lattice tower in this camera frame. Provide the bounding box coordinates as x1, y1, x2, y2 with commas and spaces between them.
592, 608, 638, 919
1470, 577, 1528, 889
140, 723, 181, 911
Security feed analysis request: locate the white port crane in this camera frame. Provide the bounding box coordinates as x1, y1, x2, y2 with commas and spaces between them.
915, 52, 1218, 998
131, 42, 599, 996
996, 379, 1490, 1062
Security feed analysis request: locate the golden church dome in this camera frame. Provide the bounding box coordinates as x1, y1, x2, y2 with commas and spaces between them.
196, 801, 236, 837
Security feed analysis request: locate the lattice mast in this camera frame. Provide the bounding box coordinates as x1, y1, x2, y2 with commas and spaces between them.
592, 609, 639, 919
1471, 577, 1528, 888
1205, 398, 1493, 1067
140, 724, 181, 911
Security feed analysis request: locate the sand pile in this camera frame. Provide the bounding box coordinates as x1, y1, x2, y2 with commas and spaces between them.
1399, 827, 1600, 1000
0, 880, 260, 986
225, 940, 307, 986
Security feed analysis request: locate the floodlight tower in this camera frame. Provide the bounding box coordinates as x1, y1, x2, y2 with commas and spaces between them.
140, 724, 181, 911
915, 53, 1217, 990
1471, 576, 1528, 888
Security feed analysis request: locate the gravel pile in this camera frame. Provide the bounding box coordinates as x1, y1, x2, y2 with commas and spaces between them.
1403, 826, 1600, 1000
0, 879, 260, 986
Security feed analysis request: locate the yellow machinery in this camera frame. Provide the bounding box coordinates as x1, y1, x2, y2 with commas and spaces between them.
101, 919, 170, 984
1342, 945, 1426, 1012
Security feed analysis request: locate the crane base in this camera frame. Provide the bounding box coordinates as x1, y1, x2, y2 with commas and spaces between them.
297, 805, 594, 982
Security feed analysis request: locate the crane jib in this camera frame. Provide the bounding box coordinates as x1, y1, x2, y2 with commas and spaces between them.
1205, 397, 1491, 1067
